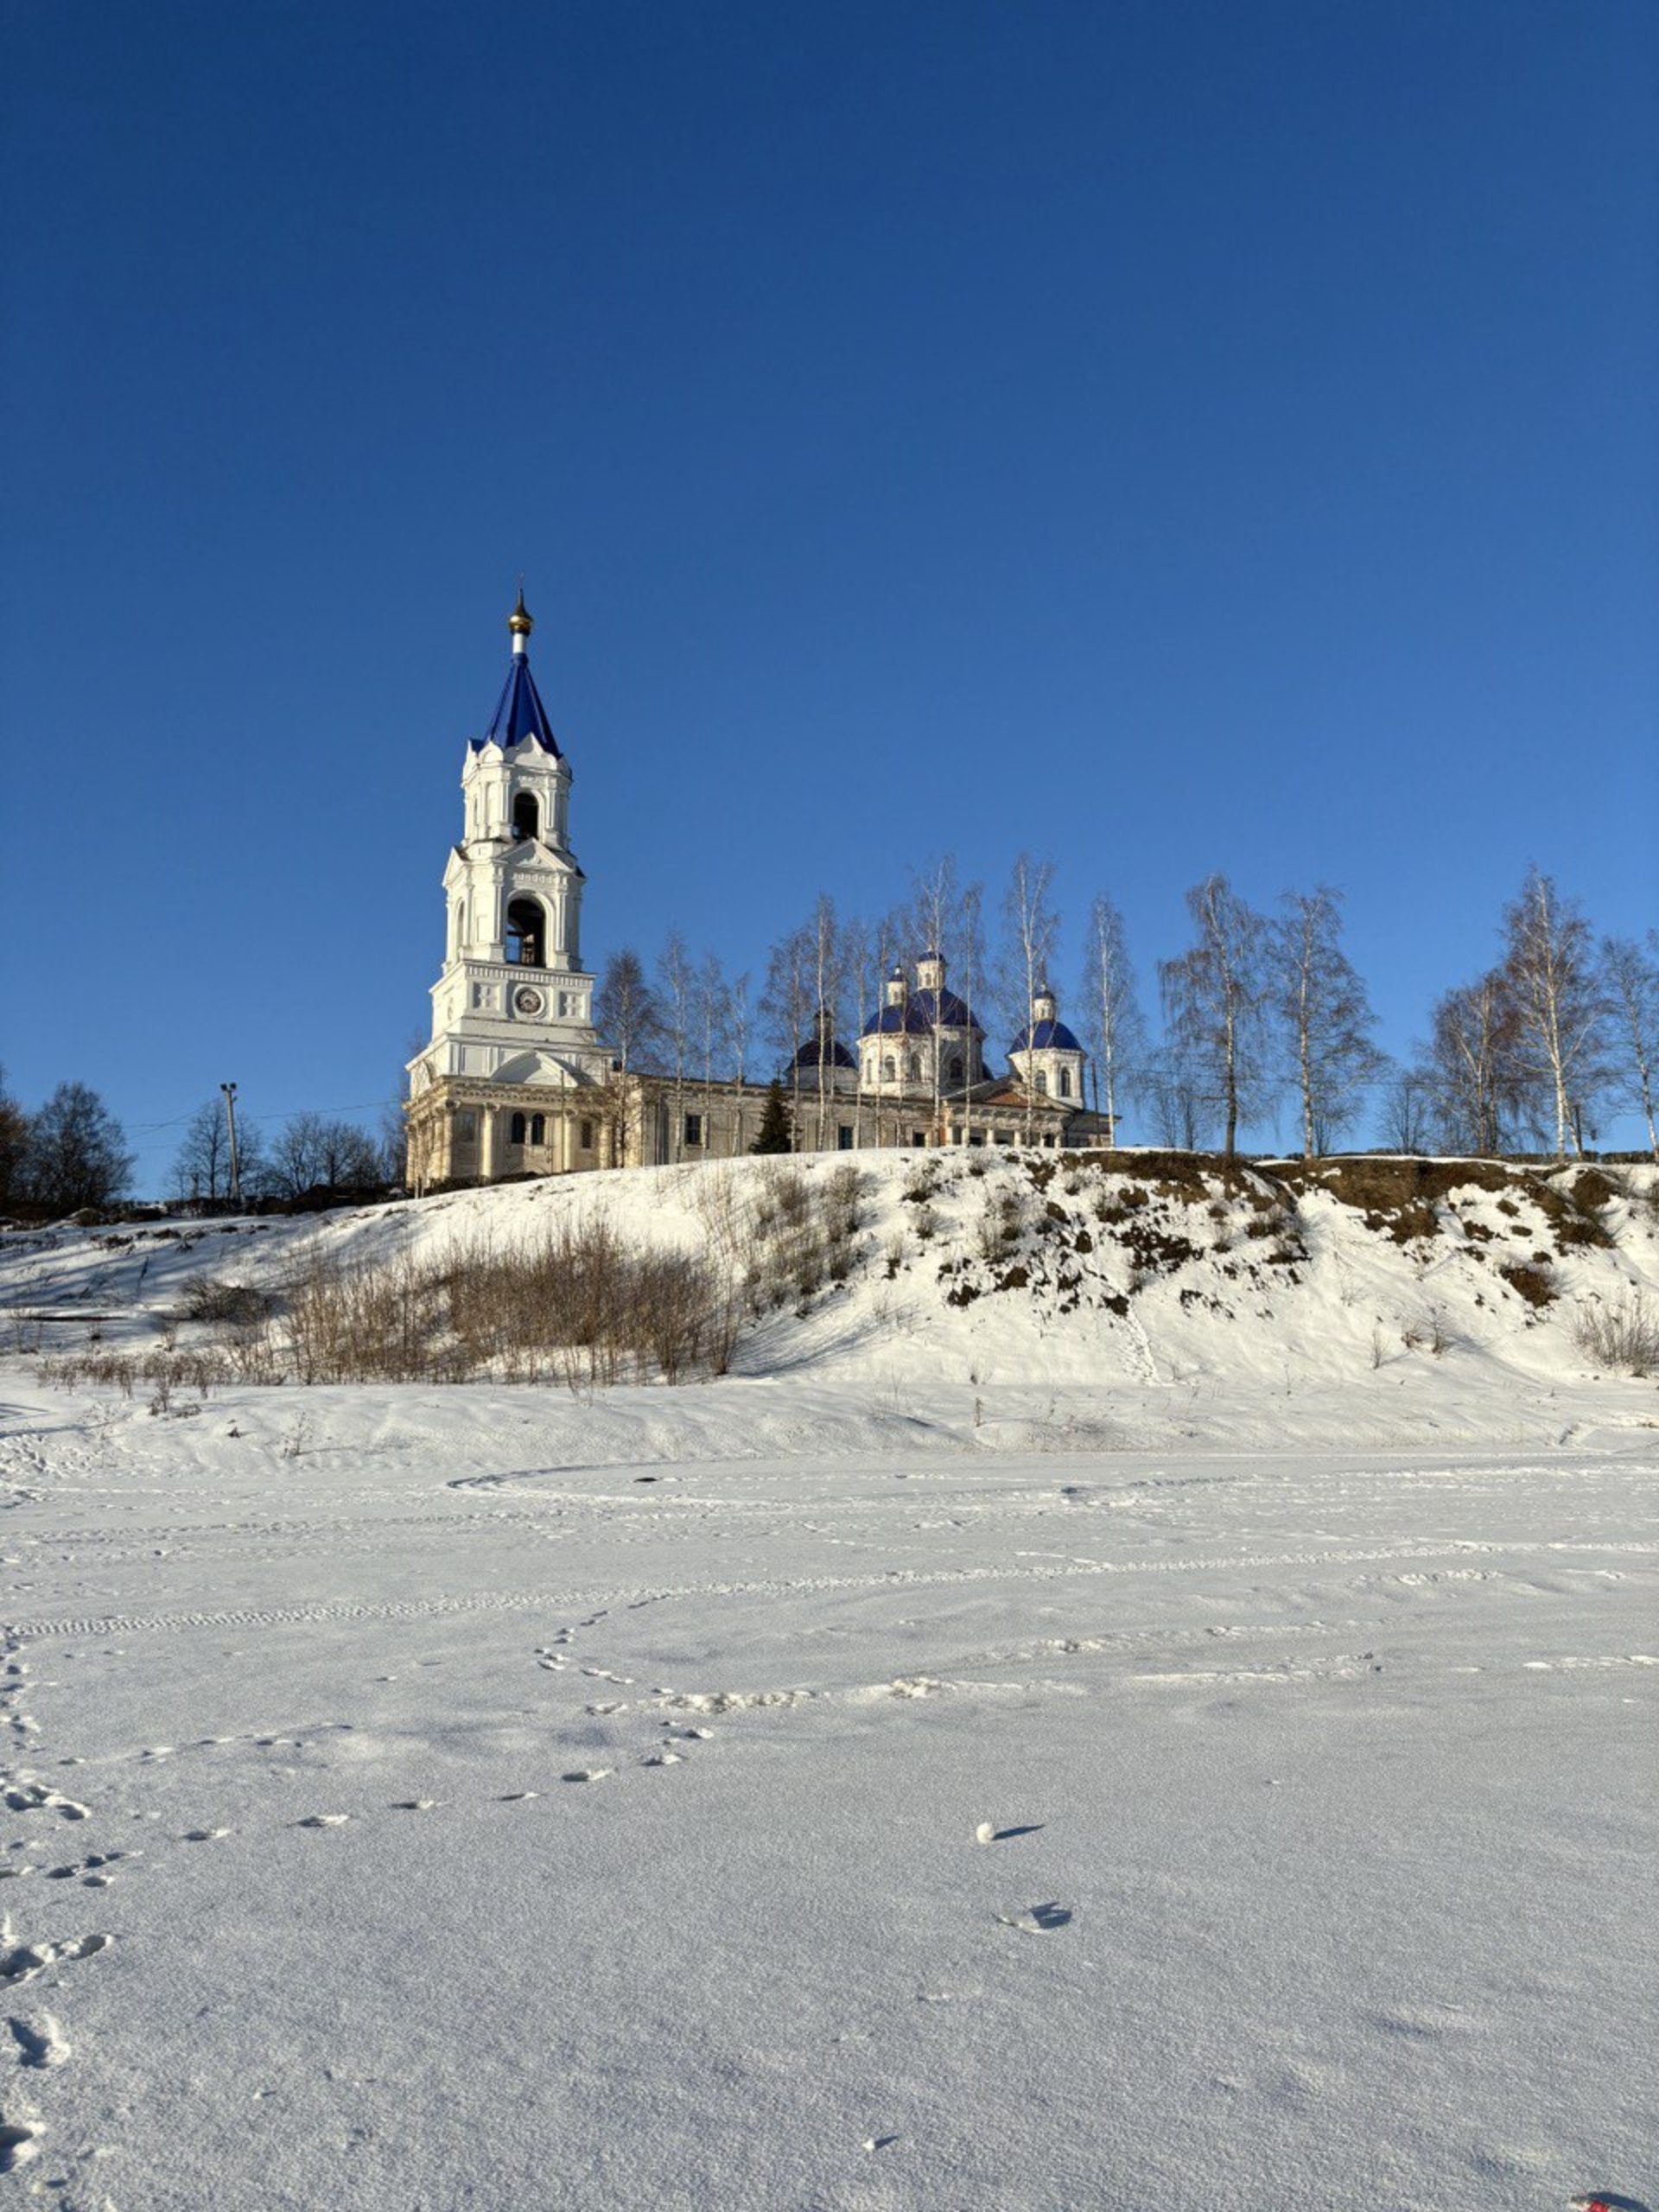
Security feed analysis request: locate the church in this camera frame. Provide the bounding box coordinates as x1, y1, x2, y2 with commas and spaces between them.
404, 599, 1108, 1190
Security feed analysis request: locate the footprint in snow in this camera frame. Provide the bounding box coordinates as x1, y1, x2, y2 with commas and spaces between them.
181, 1829, 232, 1842
7, 2015, 69, 2069
560, 1769, 611, 1784
498, 1792, 539, 1803
0, 1929, 112, 1990
640, 1751, 683, 1768
391, 1801, 441, 1813
0, 2115, 44, 2173
3, 1784, 90, 1822
294, 1815, 350, 1830
995, 1903, 1072, 1934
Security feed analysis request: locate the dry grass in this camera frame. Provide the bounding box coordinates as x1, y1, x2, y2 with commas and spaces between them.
46, 1218, 743, 1392
1573, 1291, 1659, 1376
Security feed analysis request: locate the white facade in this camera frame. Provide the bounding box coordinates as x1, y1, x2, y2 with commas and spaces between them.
1007, 985, 1087, 1105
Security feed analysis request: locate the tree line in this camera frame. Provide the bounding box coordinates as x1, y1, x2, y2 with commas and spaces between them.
594, 861, 1658, 1163
4, 862, 1651, 1216
0, 1074, 404, 1217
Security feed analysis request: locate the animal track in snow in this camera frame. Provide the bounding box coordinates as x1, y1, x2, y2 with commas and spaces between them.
294, 1814, 350, 1829
560, 1769, 611, 1784
42, 1852, 131, 1885
181, 1828, 231, 1843
7, 2014, 68, 2069
995, 1902, 1072, 1934
2, 1782, 90, 1822
0, 1922, 112, 1989
0, 2113, 43, 2172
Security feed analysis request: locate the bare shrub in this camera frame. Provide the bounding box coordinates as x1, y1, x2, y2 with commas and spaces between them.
78, 1214, 753, 1390
768, 1166, 811, 1227
41, 1344, 227, 1400
974, 1186, 1023, 1262
1402, 1311, 1451, 1357
1573, 1291, 1659, 1376
179, 1279, 276, 1329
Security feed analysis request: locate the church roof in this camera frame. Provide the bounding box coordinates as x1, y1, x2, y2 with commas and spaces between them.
862, 987, 982, 1038
1013, 1018, 1083, 1053
478, 653, 563, 755
790, 1036, 858, 1072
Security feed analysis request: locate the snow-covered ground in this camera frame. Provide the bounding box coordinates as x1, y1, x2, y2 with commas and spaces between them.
1, 1153, 1655, 2209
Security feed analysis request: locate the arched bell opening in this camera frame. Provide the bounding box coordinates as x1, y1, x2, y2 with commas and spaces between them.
506, 897, 546, 967
512, 792, 540, 842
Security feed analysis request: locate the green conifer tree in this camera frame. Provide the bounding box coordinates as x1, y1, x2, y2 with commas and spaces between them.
750, 1078, 793, 1154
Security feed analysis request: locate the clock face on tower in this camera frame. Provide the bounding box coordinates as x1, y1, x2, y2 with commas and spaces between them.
513, 987, 545, 1018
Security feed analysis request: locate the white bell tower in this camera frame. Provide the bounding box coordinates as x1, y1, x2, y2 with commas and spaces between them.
408, 592, 610, 1099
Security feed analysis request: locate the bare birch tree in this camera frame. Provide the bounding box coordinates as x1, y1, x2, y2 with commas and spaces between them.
1602, 931, 1659, 1160
1000, 853, 1060, 1141
1080, 894, 1147, 1147
1274, 887, 1388, 1157
1423, 974, 1521, 1155
1158, 874, 1271, 1159
691, 952, 729, 1153
656, 931, 694, 1161
760, 923, 815, 1145
806, 893, 847, 1153
724, 969, 753, 1153
909, 855, 987, 1140
1144, 1043, 1214, 1150
1499, 870, 1608, 1159
594, 948, 666, 1076
1378, 1068, 1434, 1156
842, 915, 873, 1147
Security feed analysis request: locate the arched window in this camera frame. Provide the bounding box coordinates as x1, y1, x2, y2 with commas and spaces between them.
906, 1053, 921, 1082
530, 1113, 546, 1145
1059, 1068, 1072, 1099
946, 1054, 963, 1087
882, 1055, 895, 1082
512, 792, 539, 842
509, 1112, 527, 1145
506, 898, 544, 967
1034, 1070, 1048, 1095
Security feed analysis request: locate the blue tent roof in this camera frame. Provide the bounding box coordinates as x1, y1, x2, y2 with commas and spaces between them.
1012, 1018, 1083, 1052
861, 987, 981, 1038
477, 654, 562, 754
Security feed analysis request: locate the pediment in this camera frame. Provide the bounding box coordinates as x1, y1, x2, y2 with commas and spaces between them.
504, 842, 579, 880
491, 1050, 596, 1088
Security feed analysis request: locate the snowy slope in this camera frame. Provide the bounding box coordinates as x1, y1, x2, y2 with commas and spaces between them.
0, 1154, 1655, 2209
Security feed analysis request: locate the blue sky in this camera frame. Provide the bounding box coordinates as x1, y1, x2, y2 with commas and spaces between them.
3, 0, 1655, 1190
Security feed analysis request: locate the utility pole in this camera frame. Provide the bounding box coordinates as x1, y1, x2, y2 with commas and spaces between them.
220, 1082, 242, 1208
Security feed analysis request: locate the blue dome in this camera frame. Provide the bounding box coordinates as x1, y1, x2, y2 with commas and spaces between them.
861, 987, 981, 1038
476, 653, 562, 755
1013, 1018, 1083, 1053
791, 1036, 857, 1071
